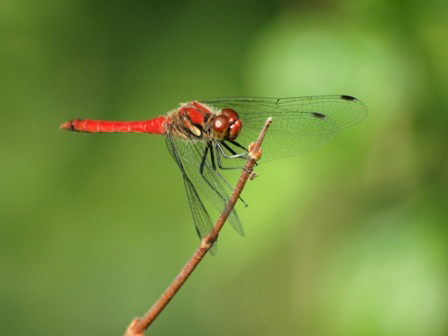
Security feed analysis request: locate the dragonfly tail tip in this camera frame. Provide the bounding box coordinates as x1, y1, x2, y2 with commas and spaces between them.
59, 121, 76, 131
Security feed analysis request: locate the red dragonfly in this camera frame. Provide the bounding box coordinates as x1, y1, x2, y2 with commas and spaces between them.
61, 95, 367, 251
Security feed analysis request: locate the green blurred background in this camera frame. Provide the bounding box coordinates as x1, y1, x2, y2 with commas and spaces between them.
1, 0, 447, 335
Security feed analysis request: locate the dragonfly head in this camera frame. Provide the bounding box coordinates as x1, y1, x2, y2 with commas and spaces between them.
212, 108, 242, 141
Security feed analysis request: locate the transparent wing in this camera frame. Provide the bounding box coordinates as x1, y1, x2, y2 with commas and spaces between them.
165, 133, 243, 253
202, 95, 368, 161
183, 177, 217, 255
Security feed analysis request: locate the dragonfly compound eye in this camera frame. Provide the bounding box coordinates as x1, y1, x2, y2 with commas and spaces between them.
212, 115, 230, 133
228, 119, 242, 140
220, 108, 239, 124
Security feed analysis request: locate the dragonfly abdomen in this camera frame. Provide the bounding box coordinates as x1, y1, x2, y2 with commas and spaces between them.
60, 117, 166, 134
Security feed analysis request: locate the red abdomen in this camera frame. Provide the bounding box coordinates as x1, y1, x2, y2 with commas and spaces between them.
60, 117, 166, 134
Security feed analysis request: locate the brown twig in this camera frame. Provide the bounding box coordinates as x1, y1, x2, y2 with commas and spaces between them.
126, 117, 273, 336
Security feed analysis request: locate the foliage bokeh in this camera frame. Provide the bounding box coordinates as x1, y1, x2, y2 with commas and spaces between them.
1, 1, 447, 335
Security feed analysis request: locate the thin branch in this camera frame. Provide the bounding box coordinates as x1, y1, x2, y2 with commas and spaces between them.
126, 117, 273, 336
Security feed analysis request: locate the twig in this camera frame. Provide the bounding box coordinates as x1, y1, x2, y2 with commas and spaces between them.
126, 117, 273, 335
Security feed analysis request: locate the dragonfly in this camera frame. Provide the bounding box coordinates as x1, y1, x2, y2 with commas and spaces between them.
60, 95, 367, 252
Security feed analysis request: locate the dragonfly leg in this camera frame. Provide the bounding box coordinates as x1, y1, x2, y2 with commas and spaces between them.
219, 141, 248, 159
215, 142, 249, 171
200, 142, 249, 207
199, 144, 228, 203
229, 140, 248, 152
197, 142, 229, 204
199, 143, 210, 176
209, 143, 217, 171
225, 141, 259, 167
